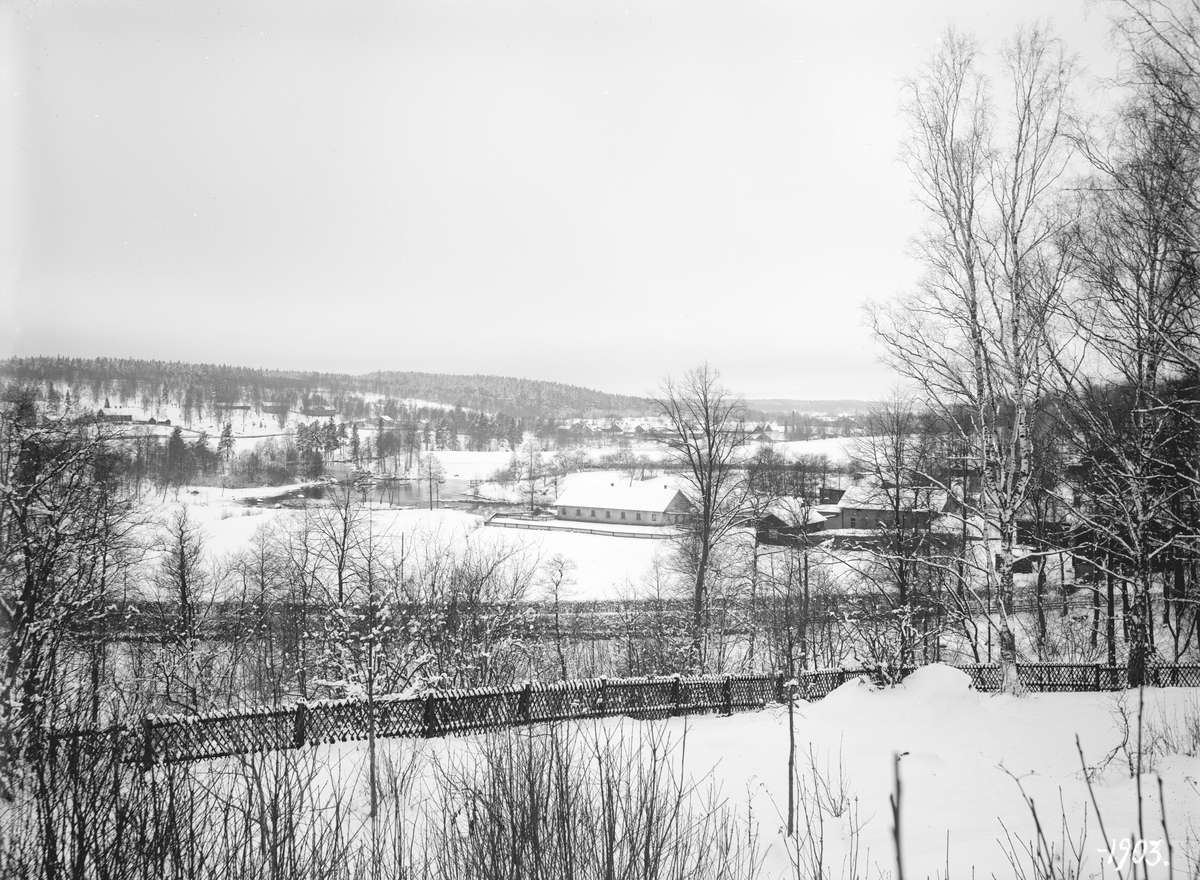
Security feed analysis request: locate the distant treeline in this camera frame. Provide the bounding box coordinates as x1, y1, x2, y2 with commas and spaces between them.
743, 399, 876, 418
0, 356, 656, 420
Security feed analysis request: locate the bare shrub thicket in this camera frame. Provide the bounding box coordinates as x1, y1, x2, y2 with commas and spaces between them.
108, 499, 544, 714
1004, 687, 1200, 880
1, 739, 360, 880
610, 559, 696, 678
750, 551, 854, 676
1101, 690, 1200, 778
1, 721, 762, 880
427, 722, 762, 880
780, 741, 867, 880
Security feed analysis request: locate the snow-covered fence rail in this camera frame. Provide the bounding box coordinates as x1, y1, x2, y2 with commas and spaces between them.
49, 663, 1200, 767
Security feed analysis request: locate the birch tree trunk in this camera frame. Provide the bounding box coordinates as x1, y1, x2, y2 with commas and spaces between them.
871, 25, 1076, 692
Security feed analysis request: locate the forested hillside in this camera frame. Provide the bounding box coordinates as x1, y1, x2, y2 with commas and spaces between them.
0, 356, 654, 420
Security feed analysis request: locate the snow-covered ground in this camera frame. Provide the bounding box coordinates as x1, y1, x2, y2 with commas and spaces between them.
143, 483, 665, 601
132, 434, 866, 603
472, 524, 666, 600
469, 464, 675, 504
144, 481, 319, 558
761, 436, 858, 463
140, 468, 679, 599
213, 666, 1199, 879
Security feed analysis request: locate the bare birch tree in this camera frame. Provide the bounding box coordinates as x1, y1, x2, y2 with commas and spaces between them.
870, 25, 1077, 690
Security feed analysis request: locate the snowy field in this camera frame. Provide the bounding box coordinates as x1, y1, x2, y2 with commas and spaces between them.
197, 665, 1200, 879
146, 481, 666, 601
136, 437, 863, 602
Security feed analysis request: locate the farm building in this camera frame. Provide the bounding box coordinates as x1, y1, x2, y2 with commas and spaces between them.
739, 505, 830, 546
832, 478, 951, 530
554, 481, 692, 526
95, 410, 133, 422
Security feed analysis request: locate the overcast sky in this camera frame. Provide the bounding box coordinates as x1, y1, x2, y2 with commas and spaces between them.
1, 0, 1117, 401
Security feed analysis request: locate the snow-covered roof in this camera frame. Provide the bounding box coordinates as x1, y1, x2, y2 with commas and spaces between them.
555, 480, 688, 513
838, 480, 949, 513
764, 501, 828, 526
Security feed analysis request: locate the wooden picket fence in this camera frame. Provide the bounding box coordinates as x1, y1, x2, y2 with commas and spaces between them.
46, 662, 1200, 768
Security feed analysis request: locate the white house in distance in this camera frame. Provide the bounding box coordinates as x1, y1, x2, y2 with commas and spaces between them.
555, 480, 692, 526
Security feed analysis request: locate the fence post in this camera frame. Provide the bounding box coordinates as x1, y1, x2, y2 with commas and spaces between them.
598, 677, 608, 716
775, 672, 786, 704
140, 717, 155, 771
1094, 663, 1101, 693
670, 674, 682, 717
518, 682, 532, 724
723, 675, 733, 715
422, 694, 438, 737
293, 702, 308, 749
